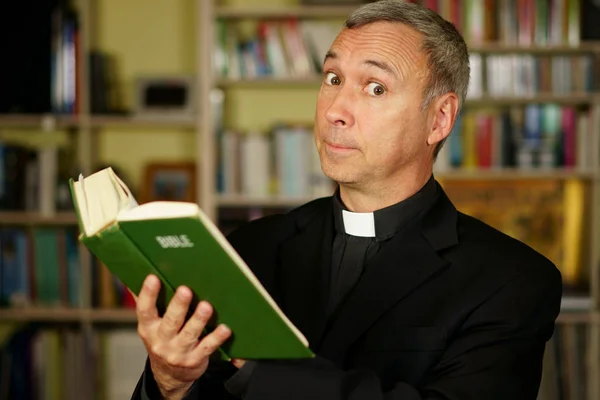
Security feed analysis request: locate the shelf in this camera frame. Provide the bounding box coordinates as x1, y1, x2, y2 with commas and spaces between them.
561, 295, 594, 311
81, 308, 138, 323
90, 115, 197, 129
215, 3, 600, 55
0, 114, 198, 129
557, 311, 598, 324
217, 78, 600, 105
465, 93, 600, 106
219, 169, 595, 209
469, 42, 600, 54
0, 211, 79, 226
0, 308, 137, 323
0, 306, 594, 325
435, 168, 596, 180
0, 308, 83, 322
218, 194, 323, 208
217, 77, 322, 87
0, 114, 80, 129
215, 5, 356, 19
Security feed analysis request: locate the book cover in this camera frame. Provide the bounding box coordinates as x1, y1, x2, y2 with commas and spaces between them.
69, 167, 313, 360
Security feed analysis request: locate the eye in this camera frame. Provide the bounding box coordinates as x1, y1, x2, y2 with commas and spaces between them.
324, 72, 341, 86
366, 82, 386, 96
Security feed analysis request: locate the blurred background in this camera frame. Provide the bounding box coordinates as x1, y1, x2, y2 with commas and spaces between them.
0, 0, 599, 398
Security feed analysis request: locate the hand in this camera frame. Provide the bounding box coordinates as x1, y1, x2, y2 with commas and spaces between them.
231, 359, 246, 369
136, 275, 232, 400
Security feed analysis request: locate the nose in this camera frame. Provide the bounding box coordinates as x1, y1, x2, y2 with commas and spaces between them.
325, 87, 355, 127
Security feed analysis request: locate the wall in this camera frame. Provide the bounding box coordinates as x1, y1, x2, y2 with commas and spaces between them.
94, 0, 331, 190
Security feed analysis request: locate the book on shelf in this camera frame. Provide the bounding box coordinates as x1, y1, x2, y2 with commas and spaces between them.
68, 166, 313, 360
434, 104, 596, 172
0, 326, 147, 399
217, 124, 335, 198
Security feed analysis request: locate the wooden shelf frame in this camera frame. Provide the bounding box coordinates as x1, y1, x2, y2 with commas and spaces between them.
215, 4, 357, 19
89, 115, 197, 129
0, 211, 79, 226
0, 114, 80, 129
218, 194, 321, 208
0, 307, 595, 325
0, 308, 137, 323
468, 42, 600, 55
435, 168, 598, 180
0, 114, 199, 129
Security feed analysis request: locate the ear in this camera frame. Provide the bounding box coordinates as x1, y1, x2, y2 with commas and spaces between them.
427, 93, 459, 146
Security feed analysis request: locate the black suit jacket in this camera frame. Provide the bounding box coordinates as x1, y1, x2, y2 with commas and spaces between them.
132, 181, 562, 399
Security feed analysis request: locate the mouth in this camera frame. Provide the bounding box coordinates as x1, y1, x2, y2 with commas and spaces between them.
324, 141, 357, 153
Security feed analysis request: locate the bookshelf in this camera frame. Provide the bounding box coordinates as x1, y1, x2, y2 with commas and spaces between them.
0, 0, 599, 398
199, 2, 600, 400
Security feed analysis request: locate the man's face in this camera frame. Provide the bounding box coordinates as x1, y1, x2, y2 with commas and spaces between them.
314, 21, 432, 189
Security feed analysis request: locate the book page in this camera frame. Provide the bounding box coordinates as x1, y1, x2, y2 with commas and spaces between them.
74, 167, 136, 236
117, 201, 199, 221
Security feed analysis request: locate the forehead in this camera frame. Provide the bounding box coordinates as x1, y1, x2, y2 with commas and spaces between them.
328, 21, 426, 76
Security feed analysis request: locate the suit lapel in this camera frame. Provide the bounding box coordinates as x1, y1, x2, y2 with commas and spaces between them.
278, 200, 334, 351
319, 185, 459, 363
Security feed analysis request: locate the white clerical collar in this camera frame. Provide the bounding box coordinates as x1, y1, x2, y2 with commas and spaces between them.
342, 210, 376, 237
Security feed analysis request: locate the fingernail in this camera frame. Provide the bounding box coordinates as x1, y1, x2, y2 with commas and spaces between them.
144, 275, 159, 289
197, 301, 211, 316
219, 324, 231, 335
177, 286, 191, 299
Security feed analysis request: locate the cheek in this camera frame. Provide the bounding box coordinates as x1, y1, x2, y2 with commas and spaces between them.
360, 104, 405, 152
361, 105, 422, 164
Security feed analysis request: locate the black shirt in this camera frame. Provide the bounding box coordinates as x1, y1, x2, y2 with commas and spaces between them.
328, 175, 438, 315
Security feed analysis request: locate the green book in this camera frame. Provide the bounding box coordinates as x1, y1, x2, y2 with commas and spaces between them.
69, 167, 313, 360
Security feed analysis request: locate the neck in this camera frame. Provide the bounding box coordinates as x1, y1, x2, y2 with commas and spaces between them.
339, 167, 433, 213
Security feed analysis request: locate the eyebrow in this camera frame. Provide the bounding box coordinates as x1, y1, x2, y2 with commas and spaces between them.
323, 50, 398, 79
323, 50, 337, 64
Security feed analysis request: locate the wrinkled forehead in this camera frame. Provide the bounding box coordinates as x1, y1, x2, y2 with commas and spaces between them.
326, 22, 427, 78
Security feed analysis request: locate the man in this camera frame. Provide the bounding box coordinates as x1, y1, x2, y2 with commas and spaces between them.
132, 1, 562, 399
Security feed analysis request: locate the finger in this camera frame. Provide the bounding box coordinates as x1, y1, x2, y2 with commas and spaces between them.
157, 285, 193, 340
190, 324, 232, 360
136, 275, 161, 326
232, 359, 246, 369
177, 301, 213, 347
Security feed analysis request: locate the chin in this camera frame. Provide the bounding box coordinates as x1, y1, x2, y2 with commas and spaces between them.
321, 160, 359, 185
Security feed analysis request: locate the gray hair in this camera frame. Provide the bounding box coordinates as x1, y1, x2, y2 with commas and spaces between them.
345, 0, 470, 157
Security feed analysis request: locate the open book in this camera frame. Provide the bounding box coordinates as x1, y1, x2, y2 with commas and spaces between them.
69, 167, 313, 360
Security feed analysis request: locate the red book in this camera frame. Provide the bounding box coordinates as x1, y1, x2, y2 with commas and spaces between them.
476, 115, 493, 168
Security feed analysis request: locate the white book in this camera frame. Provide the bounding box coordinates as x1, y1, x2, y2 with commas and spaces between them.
241, 133, 270, 197
466, 54, 482, 99
104, 329, 149, 400
221, 130, 241, 195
